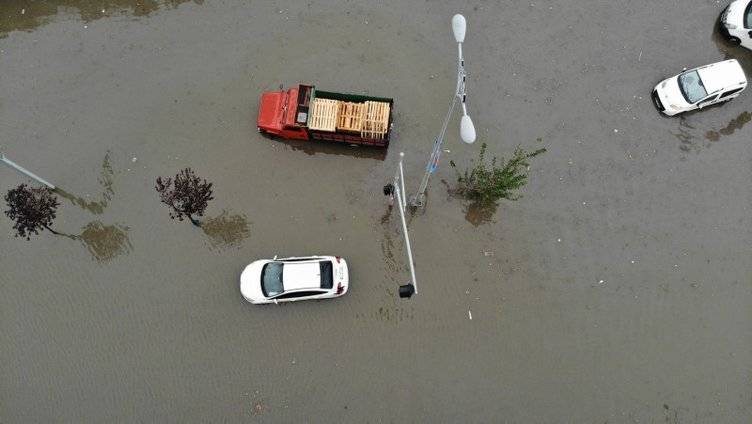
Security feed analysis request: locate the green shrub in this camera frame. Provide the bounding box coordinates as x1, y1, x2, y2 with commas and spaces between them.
450, 143, 546, 204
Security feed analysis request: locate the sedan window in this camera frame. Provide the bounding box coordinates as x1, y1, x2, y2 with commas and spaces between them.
745, 2, 752, 28
274, 290, 326, 300
720, 87, 743, 99
678, 71, 707, 104
261, 262, 284, 297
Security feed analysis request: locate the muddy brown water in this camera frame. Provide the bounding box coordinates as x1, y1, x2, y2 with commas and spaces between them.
1, 1, 751, 422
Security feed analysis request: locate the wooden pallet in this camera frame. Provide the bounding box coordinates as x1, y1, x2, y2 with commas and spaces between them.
360, 101, 390, 139
336, 102, 364, 132
308, 98, 339, 132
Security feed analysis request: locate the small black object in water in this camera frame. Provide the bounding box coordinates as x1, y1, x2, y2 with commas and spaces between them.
398, 284, 415, 298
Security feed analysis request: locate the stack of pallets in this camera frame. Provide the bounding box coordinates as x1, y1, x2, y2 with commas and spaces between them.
336, 102, 363, 132
309, 98, 390, 139
308, 99, 339, 132
360, 101, 390, 140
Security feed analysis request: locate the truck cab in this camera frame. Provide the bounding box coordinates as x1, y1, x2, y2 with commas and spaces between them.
257, 84, 313, 140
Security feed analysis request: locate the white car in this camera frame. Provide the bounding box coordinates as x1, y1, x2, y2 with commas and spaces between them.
240, 255, 349, 304
720, 0, 752, 49
652, 59, 747, 116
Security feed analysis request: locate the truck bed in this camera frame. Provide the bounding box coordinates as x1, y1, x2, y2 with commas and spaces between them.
307, 89, 392, 141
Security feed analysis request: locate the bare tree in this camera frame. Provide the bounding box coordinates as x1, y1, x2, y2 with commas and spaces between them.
4, 184, 61, 240
155, 168, 214, 226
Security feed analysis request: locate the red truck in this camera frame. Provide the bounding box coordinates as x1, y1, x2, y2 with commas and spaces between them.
256, 84, 394, 147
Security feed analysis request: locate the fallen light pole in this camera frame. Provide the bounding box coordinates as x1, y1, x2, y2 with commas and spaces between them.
384, 152, 418, 298
0, 153, 56, 189
410, 13, 476, 207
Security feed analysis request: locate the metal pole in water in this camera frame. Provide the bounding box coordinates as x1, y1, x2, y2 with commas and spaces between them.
395, 152, 418, 295
0, 154, 56, 189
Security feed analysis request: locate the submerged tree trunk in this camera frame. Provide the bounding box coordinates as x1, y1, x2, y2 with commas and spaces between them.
44, 225, 79, 240
44, 225, 61, 235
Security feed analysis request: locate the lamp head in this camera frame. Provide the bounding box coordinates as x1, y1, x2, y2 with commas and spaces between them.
460, 115, 476, 144
452, 14, 466, 43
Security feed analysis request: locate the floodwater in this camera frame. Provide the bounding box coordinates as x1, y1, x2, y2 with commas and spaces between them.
1, 1, 750, 422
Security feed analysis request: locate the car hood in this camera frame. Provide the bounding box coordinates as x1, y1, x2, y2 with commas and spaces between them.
257, 92, 283, 130
240, 260, 268, 303
655, 77, 691, 112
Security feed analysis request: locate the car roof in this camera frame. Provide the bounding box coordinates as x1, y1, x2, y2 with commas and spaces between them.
696, 60, 747, 94
282, 262, 322, 291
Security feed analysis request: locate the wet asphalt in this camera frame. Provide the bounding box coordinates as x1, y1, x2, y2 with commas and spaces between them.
1, 0, 751, 422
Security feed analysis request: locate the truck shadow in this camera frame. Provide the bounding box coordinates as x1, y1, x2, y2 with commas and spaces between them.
261, 134, 387, 161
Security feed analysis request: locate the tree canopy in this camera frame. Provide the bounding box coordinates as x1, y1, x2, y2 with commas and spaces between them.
4, 184, 60, 240
451, 143, 546, 204
155, 168, 214, 226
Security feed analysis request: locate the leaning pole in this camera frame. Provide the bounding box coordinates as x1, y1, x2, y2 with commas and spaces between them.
0, 153, 56, 189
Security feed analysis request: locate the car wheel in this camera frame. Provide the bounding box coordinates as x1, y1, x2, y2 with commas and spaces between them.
729, 36, 742, 45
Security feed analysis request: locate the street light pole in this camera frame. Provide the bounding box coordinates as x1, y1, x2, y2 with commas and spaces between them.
384, 152, 418, 298
410, 14, 476, 207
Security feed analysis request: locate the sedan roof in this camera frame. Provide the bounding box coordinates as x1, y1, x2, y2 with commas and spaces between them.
282, 262, 322, 291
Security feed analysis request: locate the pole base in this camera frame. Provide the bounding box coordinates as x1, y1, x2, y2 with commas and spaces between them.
399, 284, 416, 298
409, 193, 426, 208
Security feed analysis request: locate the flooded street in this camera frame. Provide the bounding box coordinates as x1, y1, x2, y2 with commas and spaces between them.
1, 0, 751, 422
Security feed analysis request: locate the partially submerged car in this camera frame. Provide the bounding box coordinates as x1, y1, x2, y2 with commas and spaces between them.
652, 59, 747, 116
720, 0, 752, 49
240, 255, 349, 304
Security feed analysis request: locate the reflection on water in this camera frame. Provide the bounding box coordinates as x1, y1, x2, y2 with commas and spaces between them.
705, 111, 750, 141
265, 136, 387, 161
439, 178, 499, 226
672, 116, 699, 153
464, 200, 497, 227
379, 203, 401, 296
202, 210, 250, 250
0, 0, 201, 37
711, 19, 752, 74
79, 221, 132, 262
56, 152, 114, 214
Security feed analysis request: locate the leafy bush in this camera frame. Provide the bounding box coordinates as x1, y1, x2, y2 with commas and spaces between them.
450, 143, 546, 204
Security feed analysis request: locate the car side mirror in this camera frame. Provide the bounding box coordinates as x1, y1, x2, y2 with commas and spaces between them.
682, 67, 687, 71
273, 255, 278, 260
274, 299, 279, 305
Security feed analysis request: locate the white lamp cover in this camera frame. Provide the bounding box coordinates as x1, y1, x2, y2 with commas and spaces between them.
452, 14, 466, 43
460, 115, 476, 144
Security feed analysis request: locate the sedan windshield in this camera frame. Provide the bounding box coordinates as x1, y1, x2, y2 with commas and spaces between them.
261, 262, 284, 297
678, 71, 707, 104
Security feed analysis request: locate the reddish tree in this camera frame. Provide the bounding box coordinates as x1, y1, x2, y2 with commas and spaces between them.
155, 168, 214, 226
4, 184, 61, 240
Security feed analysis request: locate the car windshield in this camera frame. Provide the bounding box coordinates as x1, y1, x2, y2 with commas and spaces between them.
261, 262, 284, 297
677, 71, 707, 104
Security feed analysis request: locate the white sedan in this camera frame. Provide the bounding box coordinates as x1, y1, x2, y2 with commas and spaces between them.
720, 0, 752, 49
652, 59, 747, 116
240, 255, 349, 304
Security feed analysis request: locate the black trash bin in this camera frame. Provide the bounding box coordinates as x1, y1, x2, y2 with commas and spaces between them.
398, 284, 415, 298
